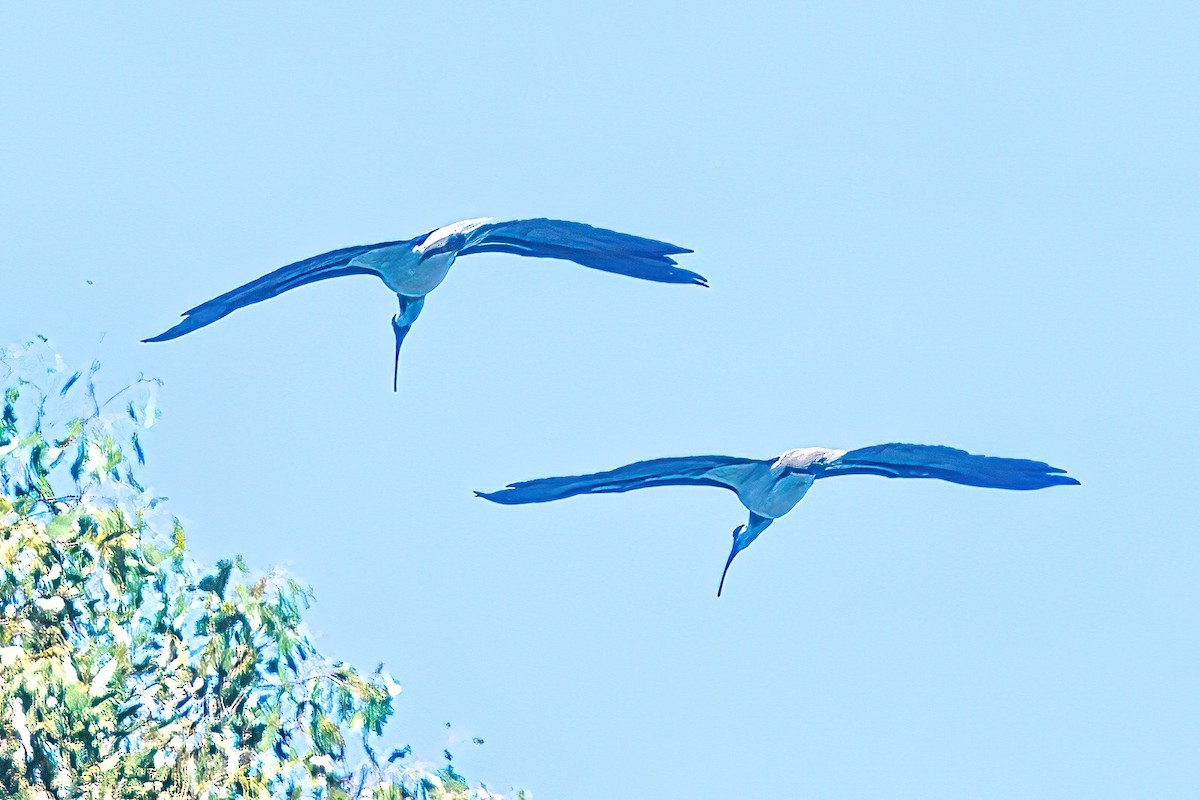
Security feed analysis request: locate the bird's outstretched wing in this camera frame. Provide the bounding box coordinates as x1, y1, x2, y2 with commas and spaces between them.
476, 455, 762, 504
144, 241, 401, 342
458, 218, 706, 286
819, 444, 1080, 490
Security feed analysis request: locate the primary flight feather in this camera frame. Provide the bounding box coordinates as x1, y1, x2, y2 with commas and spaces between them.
145, 217, 703, 389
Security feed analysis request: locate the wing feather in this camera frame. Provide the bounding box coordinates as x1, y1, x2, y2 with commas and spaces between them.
820, 443, 1079, 490
144, 242, 400, 342
476, 454, 762, 505
458, 218, 706, 286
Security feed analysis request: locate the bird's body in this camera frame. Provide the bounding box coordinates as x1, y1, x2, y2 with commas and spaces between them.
706, 448, 847, 518
352, 217, 491, 296
145, 217, 703, 389
477, 444, 1079, 595
356, 241, 455, 296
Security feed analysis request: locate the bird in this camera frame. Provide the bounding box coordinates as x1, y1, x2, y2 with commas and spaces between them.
144, 217, 703, 389
477, 444, 1080, 596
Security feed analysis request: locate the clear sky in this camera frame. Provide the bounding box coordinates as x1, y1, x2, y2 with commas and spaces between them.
2, 2, 1197, 796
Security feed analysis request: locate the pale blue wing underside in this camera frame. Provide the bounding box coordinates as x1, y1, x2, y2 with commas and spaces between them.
821, 443, 1080, 490
476, 454, 764, 505
460, 218, 706, 286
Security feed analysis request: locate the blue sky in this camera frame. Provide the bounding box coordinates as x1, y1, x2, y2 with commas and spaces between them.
2, 2, 1197, 796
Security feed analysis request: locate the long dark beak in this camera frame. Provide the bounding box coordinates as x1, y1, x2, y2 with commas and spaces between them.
392, 315, 408, 392
390, 295, 426, 392
717, 525, 745, 598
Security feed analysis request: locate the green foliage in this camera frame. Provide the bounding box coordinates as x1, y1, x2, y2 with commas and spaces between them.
0, 339, 510, 800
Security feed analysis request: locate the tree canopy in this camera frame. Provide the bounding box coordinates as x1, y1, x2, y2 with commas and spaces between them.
0, 339, 513, 800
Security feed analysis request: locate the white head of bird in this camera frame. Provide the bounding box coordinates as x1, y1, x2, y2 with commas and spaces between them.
772, 447, 847, 471
413, 217, 494, 255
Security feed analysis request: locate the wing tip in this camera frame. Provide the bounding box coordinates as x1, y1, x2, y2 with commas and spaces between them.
141, 324, 184, 344
984, 468, 1080, 490
675, 267, 709, 287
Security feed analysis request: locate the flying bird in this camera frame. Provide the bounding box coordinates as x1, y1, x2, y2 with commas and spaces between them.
144, 217, 703, 389
477, 444, 1079, 596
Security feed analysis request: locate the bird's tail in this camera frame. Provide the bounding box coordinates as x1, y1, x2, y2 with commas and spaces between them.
143, 243, 388, 342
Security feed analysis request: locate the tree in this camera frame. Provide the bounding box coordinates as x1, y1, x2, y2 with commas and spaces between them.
0, 339, 514, 800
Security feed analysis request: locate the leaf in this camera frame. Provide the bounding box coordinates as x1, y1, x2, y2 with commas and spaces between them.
199, 560, 235, 598
89, 659, 118, 698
